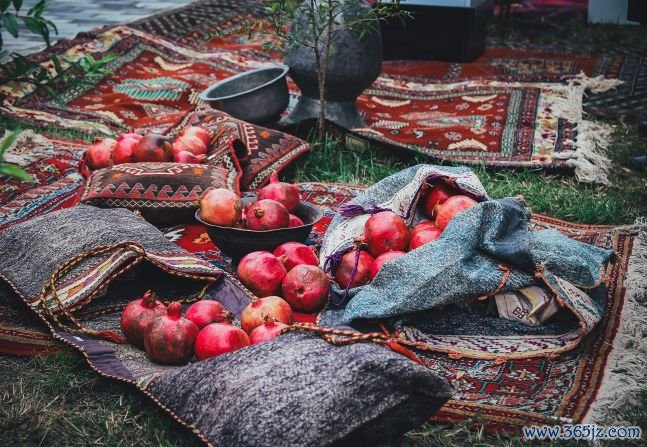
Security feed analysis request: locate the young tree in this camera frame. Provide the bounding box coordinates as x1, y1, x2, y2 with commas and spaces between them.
256, 0, 407, 139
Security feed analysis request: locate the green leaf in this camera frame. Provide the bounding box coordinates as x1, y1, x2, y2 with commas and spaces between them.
27, 0, 46, 16
12, 0, 22, 11
0, 128, 19, 158
2, 12, 19, 37
51, 55, 62, 74
23, 16, 43, 35
0, 163, 33, 183
0, 0, 11, 13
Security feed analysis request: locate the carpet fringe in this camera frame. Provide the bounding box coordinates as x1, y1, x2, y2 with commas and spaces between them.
550, 73, 621, 185
584, 218, 647, 425
1, 129, 50, 167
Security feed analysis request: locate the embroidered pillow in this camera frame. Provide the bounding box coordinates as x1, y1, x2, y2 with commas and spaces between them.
167, 109, 311, 191
79, 162, 240, 225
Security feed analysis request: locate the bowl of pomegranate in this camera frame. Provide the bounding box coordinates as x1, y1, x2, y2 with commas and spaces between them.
195, 173, 322, 261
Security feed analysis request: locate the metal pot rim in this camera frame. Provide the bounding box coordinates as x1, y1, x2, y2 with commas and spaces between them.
199, 64, 290, 102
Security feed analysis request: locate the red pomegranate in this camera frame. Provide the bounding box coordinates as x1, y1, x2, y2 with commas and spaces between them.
410, 221, 436, 240
132, 134, 173, 162
435, 195, 478, 230
421, 182, 456, 219
194, 323, 250, 360
174, 150, 206, 164
249, 318, 289, 344
181, 126, 211, 146
172, 133, 207, 157
144, 302, 199, 365
120, 290, 167, 349
113, 135, 140, 165
334, 249, 374, 289
288, 214, 304, 227
116, 133, 142, 142
237, 251, 287, 297
240, 296, 294, 334
185, 300, 233, 329
364, 211, 410, 257
199, 188, 242, 227
246, 199, 290, 231
408, 228, 443, 251
273, 242, 319, 272
369, 251, 406, 280
256, 171, 301, 212
281, 265, 330, 313
86, 138, 116, 169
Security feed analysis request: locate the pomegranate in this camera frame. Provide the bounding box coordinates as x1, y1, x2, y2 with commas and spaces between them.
113, 136, 141, 165
249, 318, 289, 344
116, 133, 143, 143
257, 171, 300, 213
369, 251, 406, 280
174, 150, 206, 164
246, 199, 290, 231
240, 296, 294, 334
410, 221, 436, 240
85, 138, 116, 169
194, 323, 250, 360
172, 133, 207, 157
288, 214, 304, 227
199, 188, 242, 227
181, 126, 211, 146
237, 251, 287, 297
421, 182, 456, 218
334, 249, 374, 289
185, 300, 233, 329
132, 134, 173, 162
364, 211, 410, 257
281, 265, 330, 313
408, 228, 443, 251
144, 302, 199, 365
435, 195, 478, 230
273, 242, 318, 272
120, 290, 167, 349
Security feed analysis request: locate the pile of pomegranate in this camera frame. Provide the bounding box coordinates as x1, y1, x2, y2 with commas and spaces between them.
236, 241, 331, 313
199, 172, 304, 230
333, 179, 479, 289
84, 126, 211, 169
120, 289, 297, 365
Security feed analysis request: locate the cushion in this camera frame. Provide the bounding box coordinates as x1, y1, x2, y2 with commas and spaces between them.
149, 331, 453, 446
168, 109, 311, 191
79, 162, 241, 225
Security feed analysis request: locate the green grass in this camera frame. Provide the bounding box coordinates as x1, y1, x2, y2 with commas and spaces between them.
293, 124, 647, 225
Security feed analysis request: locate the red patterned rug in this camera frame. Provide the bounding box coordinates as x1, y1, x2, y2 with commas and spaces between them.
1, 0, 640, 183
0, 162, 643, 432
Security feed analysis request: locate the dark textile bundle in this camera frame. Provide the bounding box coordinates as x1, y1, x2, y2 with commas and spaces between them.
319, 165, 615, 361
0, 204, 221, 339
150, 331, 453, 447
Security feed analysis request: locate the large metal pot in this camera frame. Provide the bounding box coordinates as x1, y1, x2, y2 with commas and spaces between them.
284, 0, 382, 130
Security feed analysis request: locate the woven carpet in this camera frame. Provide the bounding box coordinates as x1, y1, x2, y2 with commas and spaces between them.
0, 0, 641, 183
0, 153, 643, 431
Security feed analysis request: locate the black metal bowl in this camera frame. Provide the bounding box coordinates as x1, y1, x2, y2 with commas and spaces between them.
199, 65, 290, 124
195, 202, 323, 262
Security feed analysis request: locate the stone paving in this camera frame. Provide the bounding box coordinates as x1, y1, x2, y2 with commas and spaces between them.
2, 0, 192, 56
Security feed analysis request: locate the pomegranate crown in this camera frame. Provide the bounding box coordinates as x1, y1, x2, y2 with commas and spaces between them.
142, 290, 158, 307
167, 302, 182, 317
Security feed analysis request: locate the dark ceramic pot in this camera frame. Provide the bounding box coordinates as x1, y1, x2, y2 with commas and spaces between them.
200, 65, 290, 124
196, 202, 323, 262
284, 0, 382, 129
